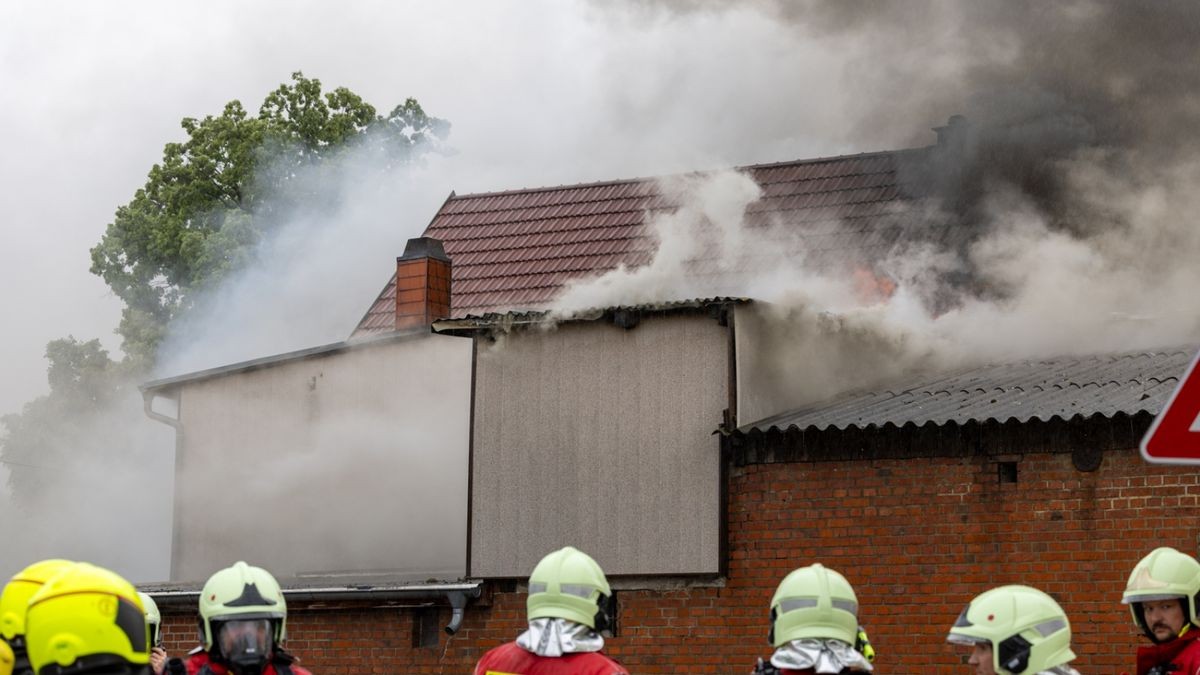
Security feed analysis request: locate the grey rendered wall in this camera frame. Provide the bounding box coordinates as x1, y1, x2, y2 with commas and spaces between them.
735, 303, 786, 426
470, 314, 727, 578
172, 334, 471, 582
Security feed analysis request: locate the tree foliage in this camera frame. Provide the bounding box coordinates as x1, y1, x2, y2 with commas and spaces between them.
89, 71, 448, 365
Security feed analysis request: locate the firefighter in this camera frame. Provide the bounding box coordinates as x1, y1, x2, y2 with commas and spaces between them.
946, 584, 1079, 675
753, 563, 873, 674
175, 561, 310, 675
0, 559, 75, 675
1122, 547, 1200, 675
473, 546, 629, 675
138, 592, 168, 675
23, 561, 152, 675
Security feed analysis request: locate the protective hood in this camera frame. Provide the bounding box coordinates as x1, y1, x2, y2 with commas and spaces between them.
769, 638, 872, 673
515, 618, 604, 657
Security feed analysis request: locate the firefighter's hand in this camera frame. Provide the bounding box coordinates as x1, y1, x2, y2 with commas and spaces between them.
752, 657, 781, 675
149, 648, 167, 675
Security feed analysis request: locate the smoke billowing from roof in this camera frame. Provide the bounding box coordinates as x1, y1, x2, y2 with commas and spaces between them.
555, 1, 1200, 408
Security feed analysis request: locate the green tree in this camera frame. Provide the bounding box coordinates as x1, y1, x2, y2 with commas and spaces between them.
89, 71, 447, 365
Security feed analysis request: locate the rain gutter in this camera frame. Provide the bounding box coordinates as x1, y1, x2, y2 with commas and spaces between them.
144, 582, 483, 635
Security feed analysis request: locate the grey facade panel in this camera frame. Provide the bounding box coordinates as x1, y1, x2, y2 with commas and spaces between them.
470, 315, 727, 578
170, 334, 472, 582
742, 347, 1194, 433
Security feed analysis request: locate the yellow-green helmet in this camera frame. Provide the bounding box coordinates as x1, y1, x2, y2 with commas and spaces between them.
24, 562, 150, 675
198, 562, 286, 652
947, 585, 1075, 674
136, 594, 160, 647
526, 547, 613, 630
1, 559, 75, 675
1, 560, 74, 643
768, 564, 859, 647
0, 640, 13, 675
1122, 547, 1200, 638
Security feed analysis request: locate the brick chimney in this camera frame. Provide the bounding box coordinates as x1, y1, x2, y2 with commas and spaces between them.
395, 237, 451, 331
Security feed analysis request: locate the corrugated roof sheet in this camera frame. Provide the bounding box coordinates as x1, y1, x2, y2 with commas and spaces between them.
352, 146, 938, 338
740, 347, 1196, 434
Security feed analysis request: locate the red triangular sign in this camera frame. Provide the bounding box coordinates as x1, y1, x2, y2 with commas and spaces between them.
1141, 349, 1200, 464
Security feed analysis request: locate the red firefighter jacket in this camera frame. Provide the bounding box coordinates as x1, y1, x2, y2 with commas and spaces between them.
1135, 628, 1200, 675
474, 641, 629, 675
183, 650, 313, 675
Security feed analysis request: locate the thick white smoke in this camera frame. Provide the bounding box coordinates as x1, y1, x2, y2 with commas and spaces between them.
552, 151, 1200, 413
144, 134, 475, 582
0, 392, 174, 582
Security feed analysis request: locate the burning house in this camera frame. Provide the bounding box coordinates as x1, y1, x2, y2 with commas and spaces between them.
139, 117, 1200, 672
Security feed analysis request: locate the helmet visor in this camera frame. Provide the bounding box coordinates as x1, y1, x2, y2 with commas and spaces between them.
1124, 593, 1186, 604
946, 631, 988, 646
529, 582, 599, 601
217, 619, 271, 664
947, 604, 987, 646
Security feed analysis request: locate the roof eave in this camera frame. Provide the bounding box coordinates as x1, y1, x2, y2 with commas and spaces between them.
142, 581, 484, 634
140, 328, 432, 393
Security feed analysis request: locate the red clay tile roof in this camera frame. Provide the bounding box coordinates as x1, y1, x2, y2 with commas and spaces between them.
351, 146, 939, 338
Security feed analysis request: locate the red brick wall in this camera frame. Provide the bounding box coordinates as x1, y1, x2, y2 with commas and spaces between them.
160, 428, 1200, 674
729, 448, 1200, 674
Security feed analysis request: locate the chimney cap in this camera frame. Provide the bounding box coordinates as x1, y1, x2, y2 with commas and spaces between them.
398, 237, 450, 263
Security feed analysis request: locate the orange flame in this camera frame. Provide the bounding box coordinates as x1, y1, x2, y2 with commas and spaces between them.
852, 266, 897, 305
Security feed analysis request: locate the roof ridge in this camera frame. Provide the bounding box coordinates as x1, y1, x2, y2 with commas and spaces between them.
435, 182, 910, 220
445, 145, 933, 202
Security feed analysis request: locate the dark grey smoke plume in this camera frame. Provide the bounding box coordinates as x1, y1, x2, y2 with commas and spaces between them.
704, 4, 1186, 205
640, 2, 1200, 156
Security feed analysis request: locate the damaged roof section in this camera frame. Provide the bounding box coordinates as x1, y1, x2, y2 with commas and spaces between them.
353, 146, 941, 338
740, 347, 1195, 434
433, 297, 748, 334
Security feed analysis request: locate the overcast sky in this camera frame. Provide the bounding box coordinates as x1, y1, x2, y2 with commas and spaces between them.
0, 0, 891, 419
